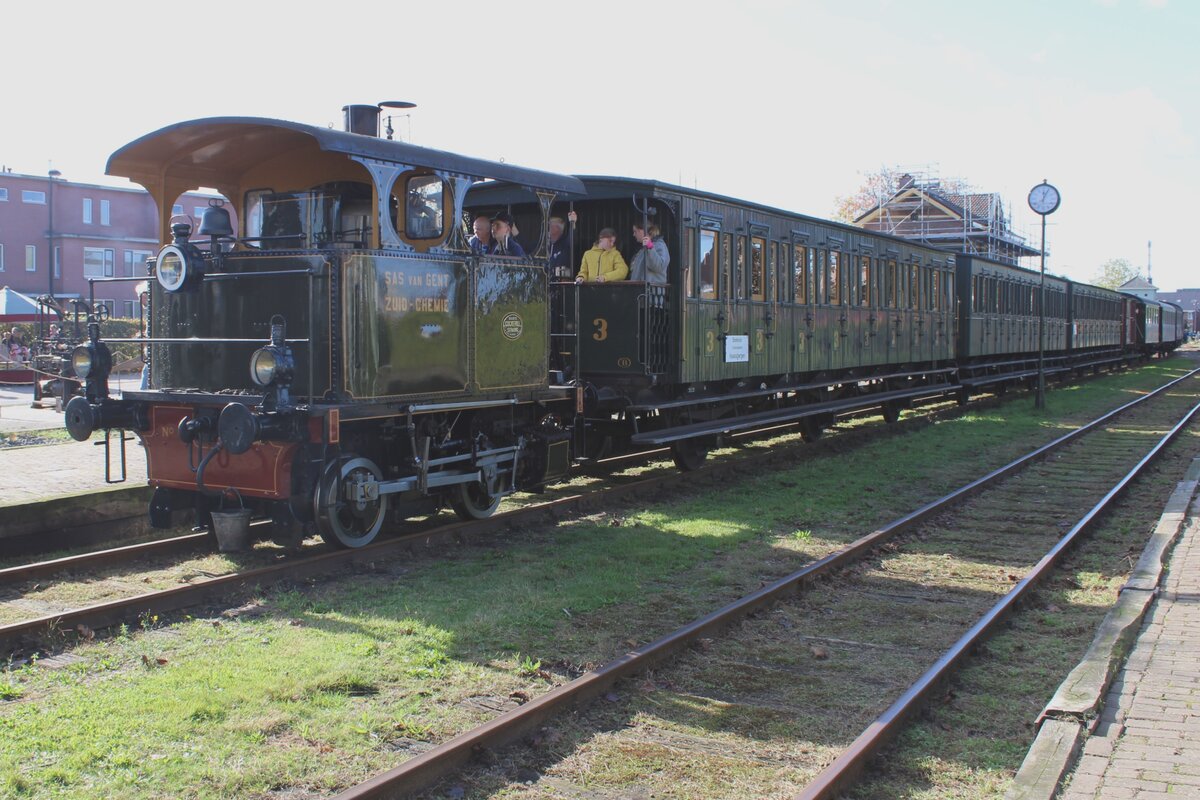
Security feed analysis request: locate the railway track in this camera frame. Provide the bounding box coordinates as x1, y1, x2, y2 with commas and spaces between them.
0, 381, 1021, 642
0, 390, 989, 657
321, 367, 1200, 799
0, 358, 1140, 573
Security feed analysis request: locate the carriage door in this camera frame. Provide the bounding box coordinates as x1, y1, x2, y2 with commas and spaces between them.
747, 228, 773, 377
689, 224, 725, 383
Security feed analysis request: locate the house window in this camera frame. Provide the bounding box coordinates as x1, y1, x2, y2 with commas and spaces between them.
0, 188, 9, 201
172, 204, 184, 215
54, 246, 61, 278
84, 247, 115, 278
0, 243, 5, 271
26, 245, 37, 271
22, 190, 46, 204
124, 249, 152, 276
100, 199, 111, 226
83, 198, 93, 224
194, 206, 207, 220
96, 300, 115, 318
122, 300, 136, 318
698, 229, 717, 300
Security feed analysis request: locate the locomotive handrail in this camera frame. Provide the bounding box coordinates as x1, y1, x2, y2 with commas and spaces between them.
96, 337, 311, 344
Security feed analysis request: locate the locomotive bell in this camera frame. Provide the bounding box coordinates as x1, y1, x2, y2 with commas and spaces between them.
198, 204, 234, 238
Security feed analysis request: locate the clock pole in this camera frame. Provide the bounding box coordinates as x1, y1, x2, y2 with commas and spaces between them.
1036, 210, 1047, 409
1027, 180, 1060, 411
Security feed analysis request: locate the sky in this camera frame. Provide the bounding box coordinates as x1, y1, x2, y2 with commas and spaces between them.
1, 0, 1196, 289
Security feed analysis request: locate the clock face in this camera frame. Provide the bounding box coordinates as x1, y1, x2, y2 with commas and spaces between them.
1028, 183, 1061, 215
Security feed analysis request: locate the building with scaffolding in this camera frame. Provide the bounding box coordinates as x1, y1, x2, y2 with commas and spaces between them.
853, 171, 1040, 266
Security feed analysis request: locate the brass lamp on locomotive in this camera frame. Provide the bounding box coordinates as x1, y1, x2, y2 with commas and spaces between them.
65, 108, 582, 547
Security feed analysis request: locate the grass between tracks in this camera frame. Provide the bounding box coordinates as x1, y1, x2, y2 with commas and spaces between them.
0, 356, 1195, 799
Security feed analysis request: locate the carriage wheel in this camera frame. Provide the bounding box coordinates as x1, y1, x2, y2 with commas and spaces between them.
800, 418, 823, 442
881, 403, 901, 424
670, 437, 709, 472
314, 457, 388, 549
450, 481, 501, 520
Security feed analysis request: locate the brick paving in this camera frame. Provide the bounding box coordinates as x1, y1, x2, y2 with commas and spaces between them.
1060, 495, 1200, 800
0, 384, 146, 506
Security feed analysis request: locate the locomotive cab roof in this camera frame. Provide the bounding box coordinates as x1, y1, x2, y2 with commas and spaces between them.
107, 116, 585, 245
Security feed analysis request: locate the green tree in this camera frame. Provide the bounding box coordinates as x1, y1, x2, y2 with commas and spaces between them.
1091, 258, 1141, 289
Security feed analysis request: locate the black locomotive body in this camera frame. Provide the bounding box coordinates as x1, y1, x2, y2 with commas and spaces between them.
65, 114, 581, 547
66, 113, 1186, 548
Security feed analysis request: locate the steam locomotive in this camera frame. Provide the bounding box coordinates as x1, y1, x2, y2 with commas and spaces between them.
64, 106, 1186, 548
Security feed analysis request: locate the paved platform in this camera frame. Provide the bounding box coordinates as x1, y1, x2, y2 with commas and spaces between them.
1005, 455, 1200, 800
1057, 486, 1200, 800
0, 382, 147, 507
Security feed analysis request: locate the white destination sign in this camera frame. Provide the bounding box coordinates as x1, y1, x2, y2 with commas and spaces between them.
724, 334, 750, 363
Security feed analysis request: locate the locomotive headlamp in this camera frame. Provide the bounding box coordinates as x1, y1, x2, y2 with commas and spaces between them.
71, 345, 95, 379
250, 347, 280, 386
249, 315, 294, 391
155, 244, 193, 292
71, 341, 111, 381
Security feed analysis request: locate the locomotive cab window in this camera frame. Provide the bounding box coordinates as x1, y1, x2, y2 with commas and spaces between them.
400, 174, 445, 240
244, 181, 372, 249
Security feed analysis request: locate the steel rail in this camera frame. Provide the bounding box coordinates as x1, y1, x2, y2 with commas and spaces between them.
0, 391, 956, 586
0, 408, 910, 654
0, 530, 212, 587
330, 369, 1200, 800
793, 395, 1200, 800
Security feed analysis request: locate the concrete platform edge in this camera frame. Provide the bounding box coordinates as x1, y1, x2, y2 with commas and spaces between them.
1003, 457, 1200, 800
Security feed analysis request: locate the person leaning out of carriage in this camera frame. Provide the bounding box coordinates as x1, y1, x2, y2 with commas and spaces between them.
574, 227, 629, 283
629, 222, 669, 284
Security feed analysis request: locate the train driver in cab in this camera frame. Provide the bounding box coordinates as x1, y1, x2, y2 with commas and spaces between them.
575, 227, 629, 283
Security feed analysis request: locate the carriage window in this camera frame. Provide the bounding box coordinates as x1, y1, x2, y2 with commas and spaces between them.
751, 237, 766, 301
925, 268, 935, 311
859, 256, 871, 307
794, 246, 808, 304
886, 260, 897, 308
829, 251, 841, 305
699, 229, 718, 300
735, 237, 748, 299
403, 175, 444, 240
722, 234, 733, 299
776, 242, 789, 303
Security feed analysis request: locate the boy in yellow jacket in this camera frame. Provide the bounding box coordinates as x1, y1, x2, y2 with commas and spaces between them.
575, 228, 629, 283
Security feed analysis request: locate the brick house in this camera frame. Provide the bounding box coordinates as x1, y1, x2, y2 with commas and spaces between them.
0, 170, 226, 318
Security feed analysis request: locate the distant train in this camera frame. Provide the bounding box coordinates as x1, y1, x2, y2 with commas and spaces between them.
63, 108, 1186, 548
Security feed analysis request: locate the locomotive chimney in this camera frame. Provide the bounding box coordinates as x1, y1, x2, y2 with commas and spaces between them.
342, 104, 381, 137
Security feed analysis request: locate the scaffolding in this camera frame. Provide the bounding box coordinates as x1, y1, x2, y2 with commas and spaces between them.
857, 167, 1040, 266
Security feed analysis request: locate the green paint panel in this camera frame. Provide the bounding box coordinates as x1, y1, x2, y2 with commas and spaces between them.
475, 263, 548, 390
342, 254, 470, 399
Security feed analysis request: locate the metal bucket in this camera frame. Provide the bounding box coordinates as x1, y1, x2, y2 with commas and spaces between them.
211, 508, 252, 552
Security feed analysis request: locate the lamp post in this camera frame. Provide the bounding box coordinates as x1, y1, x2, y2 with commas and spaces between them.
47, 168, 62, 299
1027, 180, 1061, 410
